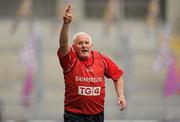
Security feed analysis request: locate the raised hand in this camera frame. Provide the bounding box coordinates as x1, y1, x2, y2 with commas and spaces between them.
63, 5, 72, 24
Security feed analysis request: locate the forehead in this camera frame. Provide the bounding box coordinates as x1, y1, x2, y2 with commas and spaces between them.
76, 34, 90, 42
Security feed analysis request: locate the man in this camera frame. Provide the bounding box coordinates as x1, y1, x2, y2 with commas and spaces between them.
57, 5, 127, 122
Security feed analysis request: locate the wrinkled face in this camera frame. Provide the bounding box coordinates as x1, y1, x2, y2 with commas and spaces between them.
73, 34, 93, 59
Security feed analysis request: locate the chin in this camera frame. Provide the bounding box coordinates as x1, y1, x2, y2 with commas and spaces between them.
78, 52, 90, 59
79, 55, 89, 59
81, 56, 89, 59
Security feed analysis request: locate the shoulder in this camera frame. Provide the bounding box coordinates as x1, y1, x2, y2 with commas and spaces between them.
97, 52, 111, 61
57, 46, 76, 59
92, 51, 117, 64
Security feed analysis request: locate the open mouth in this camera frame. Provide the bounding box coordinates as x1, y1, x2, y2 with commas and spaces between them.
81, 49, 88, 53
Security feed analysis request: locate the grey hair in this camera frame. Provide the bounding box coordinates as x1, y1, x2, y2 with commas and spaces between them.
72, 32, 92, 44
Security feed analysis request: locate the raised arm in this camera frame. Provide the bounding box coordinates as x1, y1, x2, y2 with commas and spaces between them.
59, 5, 72, 56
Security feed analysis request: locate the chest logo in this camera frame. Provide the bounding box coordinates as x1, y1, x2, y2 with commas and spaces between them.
78, 86, 101, 96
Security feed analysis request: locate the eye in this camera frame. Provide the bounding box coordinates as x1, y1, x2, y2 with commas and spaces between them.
78, 41, 83, 45
85, 41, 90, 44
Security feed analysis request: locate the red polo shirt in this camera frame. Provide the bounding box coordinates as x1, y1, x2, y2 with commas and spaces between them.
57, 47, 123, 114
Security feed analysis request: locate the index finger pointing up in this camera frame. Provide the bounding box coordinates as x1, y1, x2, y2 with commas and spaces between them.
66, 5, 71, 14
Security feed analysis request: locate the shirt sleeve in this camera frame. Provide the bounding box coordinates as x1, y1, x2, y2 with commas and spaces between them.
101, 54, 124, 81
57, 47, 76, 72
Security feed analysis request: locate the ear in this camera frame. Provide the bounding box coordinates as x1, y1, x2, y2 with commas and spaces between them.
90, 42, 93, 48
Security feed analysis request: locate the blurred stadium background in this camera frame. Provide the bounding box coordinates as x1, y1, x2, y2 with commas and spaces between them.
0, 0, 180, 122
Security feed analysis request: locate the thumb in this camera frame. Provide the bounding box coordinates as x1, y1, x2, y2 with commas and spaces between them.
117, 99, 120, 105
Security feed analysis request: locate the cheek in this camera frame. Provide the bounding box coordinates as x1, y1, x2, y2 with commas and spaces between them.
74, 45, 80, 50
76, 47, 82, 54
88, 45, 92, 50
77, 46, 82, 51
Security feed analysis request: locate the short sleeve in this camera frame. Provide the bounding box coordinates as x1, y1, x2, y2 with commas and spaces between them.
101, 54, 124, 81
57, 47, 76, 72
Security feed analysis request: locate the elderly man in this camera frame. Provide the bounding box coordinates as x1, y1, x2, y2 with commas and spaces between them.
57, 5, 127, 122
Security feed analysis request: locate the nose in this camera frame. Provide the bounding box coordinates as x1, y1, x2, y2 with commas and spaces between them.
82, 42, 86, 47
